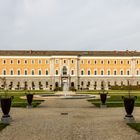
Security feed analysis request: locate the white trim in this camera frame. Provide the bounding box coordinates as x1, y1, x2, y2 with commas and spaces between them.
79, 75, 140, 77
0, 75, 51, 77
0, 56, 140, 59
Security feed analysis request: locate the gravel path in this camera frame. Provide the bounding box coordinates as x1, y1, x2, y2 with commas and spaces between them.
0, 98, 140, 140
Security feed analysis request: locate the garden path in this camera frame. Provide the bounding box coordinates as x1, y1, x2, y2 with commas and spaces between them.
0, 98, 140, 140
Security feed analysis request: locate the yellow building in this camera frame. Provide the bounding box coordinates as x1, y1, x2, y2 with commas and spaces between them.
0, 50, 140, 90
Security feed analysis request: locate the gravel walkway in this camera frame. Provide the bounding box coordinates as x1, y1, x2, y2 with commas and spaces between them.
0, 98, 140, 140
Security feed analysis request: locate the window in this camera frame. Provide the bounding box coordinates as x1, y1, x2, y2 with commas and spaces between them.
71, 70, 74, 75
127, 60, 130, 64
107, 70, 110, 75
10, 70, 14, 75
107, 60, 110, 64
88, 70, 91, 75
81, 60, 84, 64
17, 60, 20, 64
3, 60, 6, 64
31, 70, 34, 75
81, 70, 84, 75
46, 70, 48, 75
17, 70, 20, 75
55, 59, 58, 64
81, 81, 84, 86
71, 60, 74, 64
62, 66, 67, 75
101, 70, 104, 75
10, 60, 13, 64
24, 70, 28, 75
56, 70, 58, 75
87, 60, 90, 64
137, 60, 139, 64
120, 60, 123, 64
31, 60, 34, 64
114, 60, 117, 64
127, 70, 130, 75
94, 70, 97, 75
136, 70, 139, 75
64, 60, 66, 63
46, 82, 48, 88
94, 60, 97, 64
38, 70, 42, 75
38, 60, 42, 64
120, 70, 123, 75
46, 60, 49, 64
24, 60, 27, 64
114, 70, 117, 75
101, 60, 104, 64
3, 70, 6, 75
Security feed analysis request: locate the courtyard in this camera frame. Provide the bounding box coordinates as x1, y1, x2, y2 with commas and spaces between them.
0, 91, 140, 140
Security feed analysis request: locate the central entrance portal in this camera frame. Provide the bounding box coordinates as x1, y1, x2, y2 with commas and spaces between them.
62, 78, 69, 91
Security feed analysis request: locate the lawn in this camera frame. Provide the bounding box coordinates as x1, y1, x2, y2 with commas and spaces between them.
77, 90, 140, 107
127, 123, 140, 132
0, 90, 54, 108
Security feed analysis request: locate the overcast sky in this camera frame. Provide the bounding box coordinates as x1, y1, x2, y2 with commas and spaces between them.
0, 0, 140, 51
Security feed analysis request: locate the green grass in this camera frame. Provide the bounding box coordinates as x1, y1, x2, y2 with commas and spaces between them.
85, 90, 140, 107
0, 123, 9, 131
0, 90, 54, 108
127, 123, 140, 132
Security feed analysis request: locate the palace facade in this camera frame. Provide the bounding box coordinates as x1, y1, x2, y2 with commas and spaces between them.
0, 50, 140, 90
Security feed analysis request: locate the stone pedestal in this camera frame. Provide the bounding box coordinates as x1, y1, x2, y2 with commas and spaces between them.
1, 115, 12, 124
26, 105, 33, 109
124, 116, 136, 123
100, 104, 107, 108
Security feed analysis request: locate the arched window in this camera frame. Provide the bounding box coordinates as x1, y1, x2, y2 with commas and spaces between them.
71, 70, 74, 75
62, 66, 67, 75
3, 70, 6, 75
38, 70, 42, 75
81, 70, 84, 75
46, 70, 48, 75
88, 70, 91, 75
55, 82, 59, 87
120, 70, 123, 75
56, 70, 58, 75
114, 70, 117, 75
31, 70, 34, 75
136, 70, 139, 75
127, 70, 130, 75
10, 70, 14, 75
107, 70, 110, 75
94, 70, 97, 75
101, 70, 104, 75
17, 70, 20, 75
24, 70, 28, 75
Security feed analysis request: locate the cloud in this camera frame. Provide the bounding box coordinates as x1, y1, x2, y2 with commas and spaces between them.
0, 0, 140, 51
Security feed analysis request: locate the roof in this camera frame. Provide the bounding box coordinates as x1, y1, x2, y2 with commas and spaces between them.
0, 50, 140, 57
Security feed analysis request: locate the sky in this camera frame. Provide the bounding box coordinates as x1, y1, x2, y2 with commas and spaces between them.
0, 0, 140, 51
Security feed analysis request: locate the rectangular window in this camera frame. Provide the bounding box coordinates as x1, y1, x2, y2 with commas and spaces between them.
38, 60, 42, 64
46, 60, 49, 64
31, 60, 34, 64
55, 59, 58, 64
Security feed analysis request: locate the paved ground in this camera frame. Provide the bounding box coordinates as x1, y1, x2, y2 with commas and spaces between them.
0, 98, 140, 140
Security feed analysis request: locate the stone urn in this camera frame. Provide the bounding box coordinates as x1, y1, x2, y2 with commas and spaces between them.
99, 91, 108, 108
0, 96, 14, 124
122, 96, 137, 121
25, 93, 34, 108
